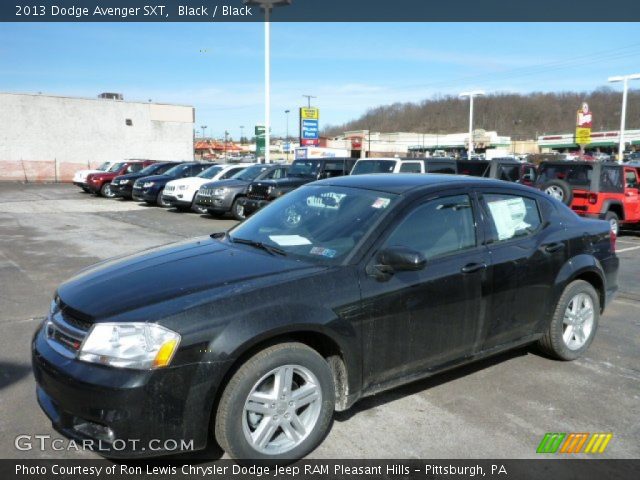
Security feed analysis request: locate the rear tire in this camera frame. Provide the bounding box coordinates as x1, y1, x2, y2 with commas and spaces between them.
604, 211, 620, 236
538, 280, 599, 361
215, 343, 335, 461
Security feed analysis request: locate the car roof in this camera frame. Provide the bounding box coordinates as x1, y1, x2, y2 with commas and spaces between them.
316, 173, 518, 194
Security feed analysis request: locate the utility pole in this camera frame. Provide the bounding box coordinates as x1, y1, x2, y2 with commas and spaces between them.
201, 125, 207, 140
239, 125, 245, 145
285, 109, 290, 162
459, 90, 485, 157
224, 130, 229, 161
302, 95, 316, 108
608, 73, 640, 163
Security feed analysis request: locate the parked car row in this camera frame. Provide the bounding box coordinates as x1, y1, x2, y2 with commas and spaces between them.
72, 156, 640, 235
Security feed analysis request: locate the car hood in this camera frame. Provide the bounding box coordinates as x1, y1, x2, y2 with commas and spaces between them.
117, 171, 149, 181
136, 174, 175, 185
201, 179, 249, 189
56, 237, 319, 321
167, 176, 209, 188
254, 176, 313, 189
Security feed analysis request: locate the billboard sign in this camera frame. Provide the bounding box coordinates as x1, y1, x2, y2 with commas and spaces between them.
575, 103, 592, 146
255, 125, 266, 156
300, 107, 320, 146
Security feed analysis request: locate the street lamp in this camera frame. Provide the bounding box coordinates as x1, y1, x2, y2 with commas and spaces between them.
459, 90, 485, 157
608, 73, 640, 163
239, 125, 245, 145
244, 0, 292, 163
224, 130, 229, 161
284, 109, 290, 161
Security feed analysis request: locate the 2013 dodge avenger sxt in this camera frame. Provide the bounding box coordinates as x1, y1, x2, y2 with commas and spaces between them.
32, 174, 618, 460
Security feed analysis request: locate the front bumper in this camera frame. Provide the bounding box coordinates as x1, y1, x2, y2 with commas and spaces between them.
31, 325, 226, 458
237, 197, 272, 215
162, 194, 192, 208
195, 194, 233, 213
111, 183, 134, 198
132, 186, 160, 202
86, 181, 104, 194
73, 182, 87, 189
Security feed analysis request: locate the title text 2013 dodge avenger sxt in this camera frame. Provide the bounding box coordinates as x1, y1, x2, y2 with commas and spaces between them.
32, 174, 618, 460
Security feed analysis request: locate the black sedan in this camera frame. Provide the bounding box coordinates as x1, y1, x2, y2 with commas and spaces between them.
32, 175, 618, 461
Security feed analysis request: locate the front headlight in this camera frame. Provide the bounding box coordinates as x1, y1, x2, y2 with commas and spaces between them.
78, 323, 180, 369
143, 181, 155, 188
212, 187, 228, 196
178, 185, 188, 191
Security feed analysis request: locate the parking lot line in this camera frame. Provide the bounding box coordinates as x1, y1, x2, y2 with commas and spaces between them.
616, 245, 640, 253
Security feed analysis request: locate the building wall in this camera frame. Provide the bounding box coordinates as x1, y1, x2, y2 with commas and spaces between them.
0, 93, 194, 182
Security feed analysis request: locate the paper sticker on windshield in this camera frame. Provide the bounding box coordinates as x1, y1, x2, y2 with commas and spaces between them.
487, 197, 530, 240
310, 246, 337, 258
269, 235, 312, 246
371, 197, 391, 209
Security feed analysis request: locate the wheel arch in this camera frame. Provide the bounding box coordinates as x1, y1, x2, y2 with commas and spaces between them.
552, 254, 606, 317
601, 200, 625, 221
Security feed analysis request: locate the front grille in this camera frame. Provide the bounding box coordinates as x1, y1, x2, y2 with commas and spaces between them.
248, 184, 270, 200
45, 310, 90, 358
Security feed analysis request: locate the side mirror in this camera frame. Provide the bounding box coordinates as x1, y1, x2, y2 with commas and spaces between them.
371, 246, 426, 277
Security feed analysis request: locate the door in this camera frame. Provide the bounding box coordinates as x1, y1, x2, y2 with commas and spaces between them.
359, 193, 489, 388
478, 191, 561, 349
623, 167, 640, 221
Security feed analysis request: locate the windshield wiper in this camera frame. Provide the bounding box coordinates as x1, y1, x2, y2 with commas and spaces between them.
229, 236, 287, 256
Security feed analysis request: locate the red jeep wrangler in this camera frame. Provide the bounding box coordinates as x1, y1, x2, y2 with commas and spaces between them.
536, 160, 640, 235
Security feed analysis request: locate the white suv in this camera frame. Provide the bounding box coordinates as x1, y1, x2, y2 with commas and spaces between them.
351, 158, 424, 175
72, 161, 115, 191
162, 163, 252, 211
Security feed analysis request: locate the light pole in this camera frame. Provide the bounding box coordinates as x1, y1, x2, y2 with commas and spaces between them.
245, 0, 292, 163
224, 130, 229, 161
201, 125, 207, 140
459, 90, 485, 157
239, 125, 245, 145
608, 73, 640, 163
285, 109, 290, 161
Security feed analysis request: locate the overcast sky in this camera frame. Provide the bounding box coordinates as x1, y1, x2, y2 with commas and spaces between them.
2, 22, 639, 138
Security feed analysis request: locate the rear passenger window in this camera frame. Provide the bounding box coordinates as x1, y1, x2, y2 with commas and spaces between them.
383, 195, 476, 259
323, 161, 345, 177
399, 162, 422, 173
483, 194, 541, 242
428, 163, 456, 174
498, 165, 520, 182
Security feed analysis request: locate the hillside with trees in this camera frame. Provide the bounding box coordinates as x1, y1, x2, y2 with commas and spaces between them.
323, 88, 640, 139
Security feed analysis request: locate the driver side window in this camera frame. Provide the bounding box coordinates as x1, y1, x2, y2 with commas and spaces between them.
383, 195, 476, 259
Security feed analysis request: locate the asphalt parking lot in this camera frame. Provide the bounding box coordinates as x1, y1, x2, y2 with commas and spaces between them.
0, 183, 639, 460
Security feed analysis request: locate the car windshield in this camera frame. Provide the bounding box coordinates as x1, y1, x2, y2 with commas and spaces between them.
288, 160, 321, 177
232, 165, 267, 181
108, 162, 125, 172
537, 163, 593, 187
97, 162, 111, 171
227, 185, 398, 264
164, 164, 190, 177
351, 160, 396, 175
138, 163, 168, 175
197, 165, 224, 179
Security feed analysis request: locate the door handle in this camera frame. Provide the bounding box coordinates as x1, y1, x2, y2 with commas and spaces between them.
543, 242, 565, 253
461, 262, 487, 274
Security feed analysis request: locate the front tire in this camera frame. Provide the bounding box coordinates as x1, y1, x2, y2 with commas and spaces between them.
100, 183, 116, 198
156, 190, 171, 207
215, 343, 335, 461
191, 192, 208, 214
604, 211, 620, 236
538, 280, 599, 361
231, 198, 246, 221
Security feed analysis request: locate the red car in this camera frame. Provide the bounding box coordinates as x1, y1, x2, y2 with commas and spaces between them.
536, 160, 640, 235
85, 161, 156, 198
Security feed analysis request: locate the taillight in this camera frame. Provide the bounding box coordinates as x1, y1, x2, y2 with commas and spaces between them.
610, 230, 616, 253
588, 193, 598, 204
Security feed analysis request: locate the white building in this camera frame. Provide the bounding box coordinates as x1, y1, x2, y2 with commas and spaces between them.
0, 92, 194, 182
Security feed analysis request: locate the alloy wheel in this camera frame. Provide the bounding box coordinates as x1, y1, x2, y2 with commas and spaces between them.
562, 293, 594, 350
242, 364, 322, 455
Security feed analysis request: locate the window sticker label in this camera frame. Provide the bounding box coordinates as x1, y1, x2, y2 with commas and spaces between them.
371, 197, 391, 209
309, 246, 337, 258
307, 192, 346, 210
487, 197, 530, 240
269, 235, 312, 246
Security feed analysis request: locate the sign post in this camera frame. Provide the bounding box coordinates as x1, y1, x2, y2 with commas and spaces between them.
299, 107, 320, 146
255, 125, 266, 159
575, 103, 592, 155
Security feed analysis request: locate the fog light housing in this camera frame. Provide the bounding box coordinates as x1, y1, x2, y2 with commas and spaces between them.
73, 418, 115, 443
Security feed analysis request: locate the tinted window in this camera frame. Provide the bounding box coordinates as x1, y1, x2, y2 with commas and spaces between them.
625, 169, 638, 188
600, 166, 623, 193
483, 194, 541, 242
427, 163, 456, 174
233, 165, 269, 181
522, 166, 537, 182
191, 164, 211, 176
399, 162, 422, 173
384, 195, 476, 259
264, 167, 287, 180
221, 167, 245, 179
289, 160, 320, 177
351, 160, 396, 175
164, 164, 191, 177
537, 163, 592, 187
127, 163, 144, 173
498, 165, 520, 182
323, 161, 346, 177
108, 162, 125, 172
457, 161, 489, 177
